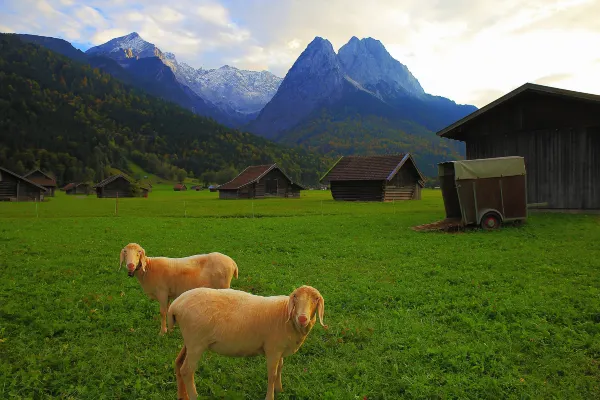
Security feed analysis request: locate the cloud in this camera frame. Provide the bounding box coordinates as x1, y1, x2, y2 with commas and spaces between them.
534, 73, 575, 86
1, 0, 599, 106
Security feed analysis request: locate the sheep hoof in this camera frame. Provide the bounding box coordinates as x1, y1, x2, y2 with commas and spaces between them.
159, 330, 166, 336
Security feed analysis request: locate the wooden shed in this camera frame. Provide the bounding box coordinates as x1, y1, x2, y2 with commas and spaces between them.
436, 83, 600, 210
0, 166, 47, 201
217, 164, 305, 199
93, 174, 148, 198
64, 182, 91, 195
23, 169, 57, 197
174, 183, 187, 191
320, 154, 425, 202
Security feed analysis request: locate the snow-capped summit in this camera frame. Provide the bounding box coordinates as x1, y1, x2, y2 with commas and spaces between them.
85, 32, 165, 62
338, 36, 425, 98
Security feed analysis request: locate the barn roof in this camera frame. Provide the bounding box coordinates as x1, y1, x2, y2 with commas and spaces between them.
174, 183, 187, 189
217, 164, 305, 190
0, 167, 48, 191
23, 169, 57, 187
62, 182, 76, 191
320, 154, 425, 183
93, 174, 132, 188
437, 83, 600, 139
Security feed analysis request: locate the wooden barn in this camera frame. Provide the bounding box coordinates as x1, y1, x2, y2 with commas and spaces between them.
217, 164, 305, 199
0, 166, 47, 201
63, 182, 91, 195
191, 185, 202, 191
23, 169, 57, 197
174, 183, 187, 191
320, 154, 425, 202
437, 83, 600, 210
93, 174, 149, 198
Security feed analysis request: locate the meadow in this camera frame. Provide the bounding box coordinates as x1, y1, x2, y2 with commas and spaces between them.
1, 188, 599, 399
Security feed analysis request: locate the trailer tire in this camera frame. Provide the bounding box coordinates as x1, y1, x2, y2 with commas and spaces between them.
481, 212, 501, 230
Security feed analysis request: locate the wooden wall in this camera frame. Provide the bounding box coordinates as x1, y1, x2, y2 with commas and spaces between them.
330, 180, 384, 201
466, 127, 600, 209
219, 169, 300, 199
97, 177, 133, 198
383, 163, 422, 201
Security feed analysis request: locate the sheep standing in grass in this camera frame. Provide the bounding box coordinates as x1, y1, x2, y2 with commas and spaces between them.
167, 285, 327, 400
119, 243, 239, 335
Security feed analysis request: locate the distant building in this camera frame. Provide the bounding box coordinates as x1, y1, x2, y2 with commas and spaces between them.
173, 183, 187, 191
437, 83, 600, 210
23, 169, 57, 197
93, 174, 149, 198
217, 164, 304, 199
0, 166, 47, 201
63, 182, 91, 195
320, 154, 425, 202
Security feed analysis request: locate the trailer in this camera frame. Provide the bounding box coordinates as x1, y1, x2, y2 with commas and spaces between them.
413, 156, 528, 231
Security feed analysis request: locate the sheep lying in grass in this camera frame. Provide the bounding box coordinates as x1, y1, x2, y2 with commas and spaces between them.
167, 285, 327, 400
119, 243, 239, 335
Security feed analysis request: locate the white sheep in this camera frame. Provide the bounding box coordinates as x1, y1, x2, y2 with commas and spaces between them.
119, 243, 239, 335
167, 285, 327, 400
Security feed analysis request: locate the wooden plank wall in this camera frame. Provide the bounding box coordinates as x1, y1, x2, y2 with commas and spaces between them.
330, 181, 384, 201
466, 127, 599, 209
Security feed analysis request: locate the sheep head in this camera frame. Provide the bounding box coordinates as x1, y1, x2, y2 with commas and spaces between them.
287, 285, 327, 331
119, 243, 148, 277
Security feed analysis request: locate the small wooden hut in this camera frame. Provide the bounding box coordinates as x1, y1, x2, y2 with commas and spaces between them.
0, 166, 47, 201
320, 154, 425, 202
174, 183, 187, 191
217, 164, 305, 199
209, 185, 217, 192
93, 174, 148, 198
191, 185, 202, 191
64, 182, 91, 195
23, 169, 57, 196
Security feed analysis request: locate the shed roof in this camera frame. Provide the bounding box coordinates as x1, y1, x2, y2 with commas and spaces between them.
23, 169, 57, 187
174, 183, 187, 189
93, 174, 132, 188
320, 154, 425, 183
437, 83, 600, 139
217, 164, 305, 190
0, 167, 48, 191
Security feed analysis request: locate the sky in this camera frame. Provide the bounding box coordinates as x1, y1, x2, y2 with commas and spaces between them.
1, 0, 599, 107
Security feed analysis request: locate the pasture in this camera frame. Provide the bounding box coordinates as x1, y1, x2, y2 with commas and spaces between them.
1, 188, 599, 399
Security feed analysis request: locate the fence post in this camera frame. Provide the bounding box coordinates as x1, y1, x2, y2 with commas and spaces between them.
393, 199, 395, 214
184, 201, 187, 218
252, 201, 255, 218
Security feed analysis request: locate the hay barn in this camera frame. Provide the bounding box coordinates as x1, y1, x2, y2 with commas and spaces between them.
0, 166, 47, 201
23, 169, 57, 197
217, 164, 304, 199
320, 154, 425, 202
93, 174, 148, 198
437, 83, 600, 210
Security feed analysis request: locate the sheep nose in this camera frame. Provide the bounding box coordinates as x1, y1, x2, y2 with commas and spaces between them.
298, 315, 308, 325
127, 263, 135, 270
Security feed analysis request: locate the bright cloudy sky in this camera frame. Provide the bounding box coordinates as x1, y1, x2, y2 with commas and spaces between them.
1, 0, 599, 107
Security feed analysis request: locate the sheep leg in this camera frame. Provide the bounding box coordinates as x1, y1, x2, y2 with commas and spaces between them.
265, 352, 283, 400
175, 346, 189, 400
180, 347, 204, 400
274, 357, 284, 393
158, 295, 169, 336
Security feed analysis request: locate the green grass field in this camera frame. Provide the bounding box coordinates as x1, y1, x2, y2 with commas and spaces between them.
1, 189, 599, 399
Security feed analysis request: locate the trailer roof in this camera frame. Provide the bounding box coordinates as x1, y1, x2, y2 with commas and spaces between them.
439, 156, 526, 180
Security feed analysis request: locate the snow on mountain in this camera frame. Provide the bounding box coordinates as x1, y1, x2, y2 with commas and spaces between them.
86, 32, 282, 119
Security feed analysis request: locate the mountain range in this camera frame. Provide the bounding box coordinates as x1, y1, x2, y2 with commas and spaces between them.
12, 31, 478, 176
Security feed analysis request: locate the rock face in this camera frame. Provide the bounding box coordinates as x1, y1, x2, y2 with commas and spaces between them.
85, 32, 166, 63
249, 36, 477, 138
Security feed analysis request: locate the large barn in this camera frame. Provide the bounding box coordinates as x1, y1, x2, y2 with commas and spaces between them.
320, 154, 425, 202
217, 164, 304, 199
437, 83, 600, 210
0, 167, 47, 201
23, 169, 57, 197
93, 174, 149, 198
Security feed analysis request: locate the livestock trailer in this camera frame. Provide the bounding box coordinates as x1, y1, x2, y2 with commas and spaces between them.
414, 156, 527, 231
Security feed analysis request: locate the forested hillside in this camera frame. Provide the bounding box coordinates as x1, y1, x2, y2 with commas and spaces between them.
0, 34, 327, 186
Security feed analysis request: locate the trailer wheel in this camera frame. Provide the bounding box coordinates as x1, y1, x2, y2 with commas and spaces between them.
481, 213, 501, 230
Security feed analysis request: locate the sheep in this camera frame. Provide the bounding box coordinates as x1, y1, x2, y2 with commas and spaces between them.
167, 285, 327, 400
119, 243, 239, 335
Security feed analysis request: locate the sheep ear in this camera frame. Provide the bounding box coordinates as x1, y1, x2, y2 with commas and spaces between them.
119, 249, 125, 271
140, 248, 147, 273
286, 294, 295, 322
317, 296, 327, 329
